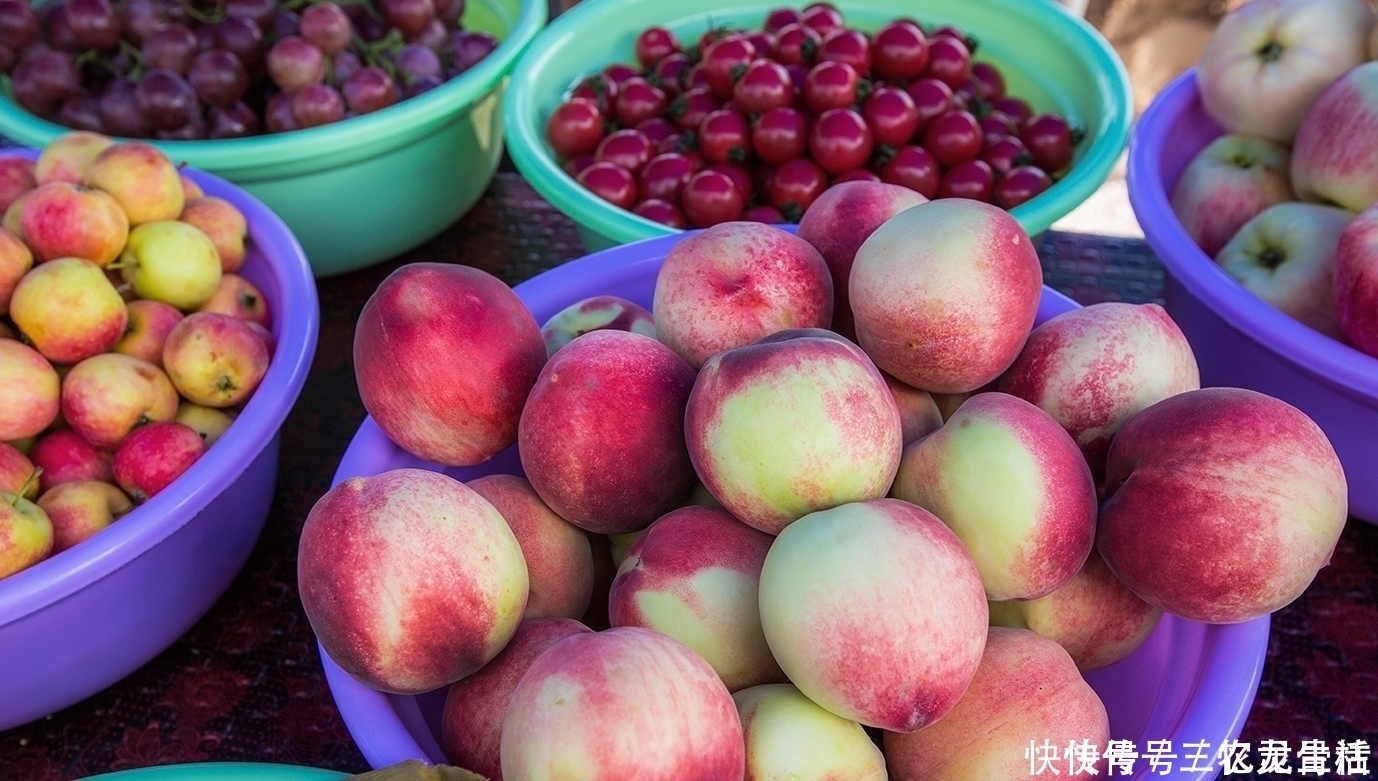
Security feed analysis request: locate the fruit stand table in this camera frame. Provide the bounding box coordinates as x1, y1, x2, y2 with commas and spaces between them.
0, 172, 1374, 780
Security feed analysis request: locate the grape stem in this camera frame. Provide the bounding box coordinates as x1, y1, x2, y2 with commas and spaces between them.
179, 0, 226, 25
352, 28, 404, 78
118, 38, 147, 79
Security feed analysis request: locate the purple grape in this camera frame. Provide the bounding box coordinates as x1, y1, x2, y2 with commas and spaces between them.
57, 92, 104, 132
213, 16, 264, 66
63, 0, 122, 49
142, 22, 199, 74
433, 0, 464, 28
41, 3, 83, 53
330, 49, 361, 88
154, 0, 190, 27
192, 21, 215, 51
18, 40, 51, 63
120, 0, 163, 44
225, 0, 276, 32
341, 65, 396, 114
345, 5, 388, 42
188, 48, 248, 108
24, 49, 80, 103
445, 29, 496, 75
381, 0, 435, 38
299, 2, 352, 55
271, 8, 299, 40
394, 42, 441, 83
208, 100, 258, 137
10, 58, 58, 116
134, 67, 198, 129
403, 72, 441, 98
264, 90, 298, 132
99, 76, 151, 136
0, 0, 39, 50
407, 18, 447, 51
155, 113, 206, 139
0, 44, 14, 72
290, 82, 343, 127
266, 35, 324, 92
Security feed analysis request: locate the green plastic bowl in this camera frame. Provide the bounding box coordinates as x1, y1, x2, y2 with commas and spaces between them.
0, 0, 546, 277
505, 0, 1133, 252
75, 764, 347, 781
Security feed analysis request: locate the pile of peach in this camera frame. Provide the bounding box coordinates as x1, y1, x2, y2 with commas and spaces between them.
299, 182, 1347, 779
0, 131, 273, 582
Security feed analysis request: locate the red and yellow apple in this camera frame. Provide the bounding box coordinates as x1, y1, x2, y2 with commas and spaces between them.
83, 141, 185, 225
118, 220, 223, 310
29, 428, 113, 492
10, 256, 128, 364
178, 196, 248, 273
112, 420, 207, 502
0, 490, 53, 578
37, 479, 131, 554
161, 312, 272, 408
0, 338, 60, 441
34, 131, 114, 185
114, 298, 184, 366
19, 181, 129, 267
61, 353, 180, 451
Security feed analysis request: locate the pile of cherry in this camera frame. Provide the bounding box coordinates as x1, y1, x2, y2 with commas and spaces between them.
544, 2, 1083, 228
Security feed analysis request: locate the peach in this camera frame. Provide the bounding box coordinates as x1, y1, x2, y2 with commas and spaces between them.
0, 225, 33, 315
0, 491, 53, 578
608, 530, 643, 568
685, 328, 902, 535
989, 547, 1163, 672
1292, 60, 1378, 213
609, 505, 786, 692
0, 338, 60, 441
178, 196, 248, 273
518, 330, 696, 534
83, 141, 185, 224
850, 199, 1043, 393
467, 473, 595, 621
298, 468, 529, 694
112, 421, 207, 502
34, 131, 115, 185
652, 221, 833, 369
1335, 199, 1378, 355
1168, 133, 1295, 257
61, 353, 180, 451
114, 298, 184, 366
758, 498, 988, 732
196, 272, 270, 327
796, 180, 927, 340
735, 683, 887, 781
883, 371, 944, 446
0, 154, 36, 213
19, 181, 129, 267
440, 616, 593, 780
162, 312, 271, 408
999, 302, 1200, 484
37, 480, 132, 554
354, 262, 547, 467
883, 627, 1111, 781
539, 294, 656, 357
0, 441, 39, 500
9, 256, 128, 364
1098, 387, 1348, 624
29, 428, 113, 492
500, 626, 745, 780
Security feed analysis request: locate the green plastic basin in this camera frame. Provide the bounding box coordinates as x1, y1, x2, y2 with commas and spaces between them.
0, 0, 547, 277
75, 764, 347, 781
505, 0, 1133, 252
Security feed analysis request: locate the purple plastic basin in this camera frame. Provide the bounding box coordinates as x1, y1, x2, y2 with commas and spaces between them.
1127, 69, 1378, 525
320, 229, 1269, 781
0, 148, 320, 732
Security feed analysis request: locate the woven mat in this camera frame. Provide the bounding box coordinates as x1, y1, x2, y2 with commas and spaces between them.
1, 173, 1374, 780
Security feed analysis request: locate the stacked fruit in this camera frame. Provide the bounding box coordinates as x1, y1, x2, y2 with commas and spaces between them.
1171, 0, 1378, 359
0, 131, 273, 581
0, 0, 499, 138
544, 2, 1083, 228
300, 183, 1347, 780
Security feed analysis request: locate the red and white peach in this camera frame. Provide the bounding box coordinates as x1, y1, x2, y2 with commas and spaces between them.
539, 294, 657, 357
735, 683, 887, 781
883, 371, 945, 446
1169, 133, 1295, 258
1292, 60, 1378, 213
1334, 200, 1378, 356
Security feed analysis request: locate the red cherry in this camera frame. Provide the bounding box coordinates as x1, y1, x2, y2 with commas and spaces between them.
697, 108, 751, 164
833, 168, 881, 184
861, 86, 919, 146
635, 116, 677, 146
681, 169, 745, 227
665, 86, 721, 131
699, 34, 756, 99
924, 36, 970, 90
633, 197, 689, 228
635, 26, 679, 69
752, 105, 809, 165
803, 60, 861, 113
982, 135, 1031, 175
602, 62, 640, 85
871, 20, 928, 81
879, 144, 940, 198
614, 76, 668, 127
817, 27, 870, 77
991, 95, 1034, 126
772, 22, 821, 67
1021, 113, 1075, 173
922, 109, 982, 167
706, 161, 754, 200
743, 204, 785, 224
810, 107, 873, 175
562, 154, 596, 178
969, 61, 1005, 101
763, 7, 801, 32
768, 156, 829, 218
546, 97, 604, 158
651, 52, 692, 96
639, 151, 697, 202
800, 2, 844, 36
594, 128, 655, 175
978, 110, 1018, 140
733, 58, 795, 114
937, 158, 994, 202
566, 72, 617, 114
995, 165, 1054, 209
745, 30, 776, 61
577, 162, 637, 209
904, 77, 953, 137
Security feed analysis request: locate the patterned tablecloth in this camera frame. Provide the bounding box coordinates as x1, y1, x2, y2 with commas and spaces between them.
0, 173, 1374, 780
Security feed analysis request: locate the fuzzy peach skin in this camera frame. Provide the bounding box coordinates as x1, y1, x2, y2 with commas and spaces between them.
37, 479, 132, 554
540, 294, 657, 357
686, 328, 902, 535
61, 353, 180, 452
1335, 200, 1378, 356
34, 131, 113, 185
795, 180, 927, 340
29, 428, 113, 493
298, 468, 529, 694
882, 371, 944, 446
735, 683, 887, 781
179, 196, 248, 273
10, 256, 128, 364
441, 616, 593, 781
468, 473, 595, 621
354, 262, 547, 467
989, 547, 1163, 672
112, 421, 207, 502
883, 627, 1111, 781
998, 302, 1200, 484
114, 299, 184, 367
652, 221, 833, 369
609, 505, 786, 692
758, 498, 988, 732
18, 181, 129, 266
518, 330, 697, 535
1292, 61, 1378, 213
161, 312, 271, 408
500, 626, 745, 781
1098, 387, 1348, 624
0, 441, 38, 499
83, 141, 184, 225
892, 392, 1097, 601
1169, 134, 1295, 258
0, 338, 61, 441
1197, 0, 1373, 144
0, 225, 32, 315
849, 198, 1042, 394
